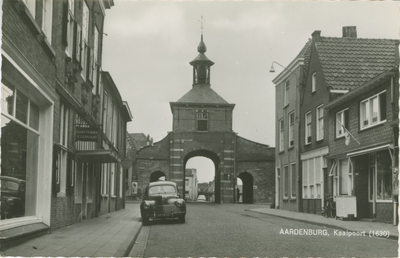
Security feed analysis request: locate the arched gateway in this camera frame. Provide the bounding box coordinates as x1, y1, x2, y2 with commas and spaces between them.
135, 35, 275, 204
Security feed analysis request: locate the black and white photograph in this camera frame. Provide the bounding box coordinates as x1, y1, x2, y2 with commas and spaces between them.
0, 0, 399, 257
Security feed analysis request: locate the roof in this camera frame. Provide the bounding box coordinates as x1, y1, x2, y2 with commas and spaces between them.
129, 133, 148, 150
315, 37, 398, 91
174, 84, 230, 104
149, 181, 177, 187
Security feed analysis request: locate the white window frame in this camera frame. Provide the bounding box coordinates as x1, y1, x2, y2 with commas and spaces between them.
284, 79, 290, 107
290, 163, 296, 199
360, 90, 387, 130
92, 27, 99, 94
305, 111, 312, 145
311, 72, 316, 93
42, 0, 53, 44
196, 111, 208, 132
119, 167, 123, 198
65, 0, 75, 57
279, 118, 284, 152
22, 0, 36, 18
316, 105, 324, 141
288, 112, 294, 148
336, 108, 348, 138
111, 163, 116, 197
283, 165, 289, 199
81, 1, 90, 80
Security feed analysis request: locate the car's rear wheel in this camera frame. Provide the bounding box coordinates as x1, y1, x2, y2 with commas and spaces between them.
179, 215, 185, 223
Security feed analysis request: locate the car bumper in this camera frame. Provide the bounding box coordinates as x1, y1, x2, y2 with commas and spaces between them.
141, 206, 185, 219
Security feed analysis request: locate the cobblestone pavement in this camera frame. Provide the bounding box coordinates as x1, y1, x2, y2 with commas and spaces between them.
141, 203, 398, 257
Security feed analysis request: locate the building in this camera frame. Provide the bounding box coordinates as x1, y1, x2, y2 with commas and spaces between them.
134, 34, 275, 204
185, 168, 198, 201
1, 0, 59, 247
272, 41, 310, 211
273, 26, 399, 222
1, 0, 133, 249
325, 70, 399, 224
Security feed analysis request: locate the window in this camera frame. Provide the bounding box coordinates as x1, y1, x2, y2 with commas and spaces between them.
302, 160, 308, 198
333, 159, 351, 196
42, 0, 53, 44
303, 157, 324, 199
290, 163, 296, 198
305, 111, 312, 144
289, 112, 294, 147
336, 109, 349, 138
369, 153, 392, 201
279, 118, 284, 151
75, 24, 82, 63
101, 164, 109, 195
111, 164, 116, 196
119, 167, 123, 198
66, 0, 75, 57
283, 166, 289, 199
22, 0, 36, 18
60, 103, 69, 147
92, 27, 99, 94
197, 111, 208, 131
284, 79, 289, 106
1, 83, 40, 220
81, 1, 90, 80
56, 103, 70, 197
316, 105, 324, 141
360, 91, 387, 130
312, 72, 316, 92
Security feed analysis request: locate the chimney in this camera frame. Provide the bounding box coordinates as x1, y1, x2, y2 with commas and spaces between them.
312, 30, 321, 42
342, 26, 357, 38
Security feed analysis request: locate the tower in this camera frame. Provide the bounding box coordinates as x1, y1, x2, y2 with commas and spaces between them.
189, 35, 214, 86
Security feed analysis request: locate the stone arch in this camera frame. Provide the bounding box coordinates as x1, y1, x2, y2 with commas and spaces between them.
238, 172, 254, 204
150, 171, 167, 182
183, 149, 221, 203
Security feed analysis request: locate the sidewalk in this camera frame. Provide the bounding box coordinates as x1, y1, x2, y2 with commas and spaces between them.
0, 202, 142, 257
247, 207, 399, 240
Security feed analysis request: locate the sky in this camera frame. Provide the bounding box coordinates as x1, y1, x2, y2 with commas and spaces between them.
102, 1, 399, 183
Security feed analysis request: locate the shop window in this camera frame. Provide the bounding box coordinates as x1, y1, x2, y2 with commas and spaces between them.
119, 167, 123, 198
1, 84, 40, 220
336, 108, 349, 138
101, 164, 109, 195
305, 111, 312, 144
111, 164, 116, 196
197, 111, 208, 132
360, 91, 387, 130
369, 153, 392, 201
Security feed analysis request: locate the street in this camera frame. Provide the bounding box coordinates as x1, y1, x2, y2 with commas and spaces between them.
130, 203, 398, 257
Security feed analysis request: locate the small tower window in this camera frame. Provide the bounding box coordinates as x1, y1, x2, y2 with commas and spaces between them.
197, 111, 208, 131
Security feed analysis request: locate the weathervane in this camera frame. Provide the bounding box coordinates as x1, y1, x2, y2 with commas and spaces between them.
199, 16, 205, 35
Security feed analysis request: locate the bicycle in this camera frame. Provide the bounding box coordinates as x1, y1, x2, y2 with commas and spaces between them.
322, 195, 336, 218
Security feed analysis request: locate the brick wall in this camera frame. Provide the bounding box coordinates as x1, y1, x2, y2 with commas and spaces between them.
50, 197, 81, 230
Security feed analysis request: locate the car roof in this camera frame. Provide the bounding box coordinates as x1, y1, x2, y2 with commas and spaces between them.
148, 181, 177, 187
0, 176, 25, 183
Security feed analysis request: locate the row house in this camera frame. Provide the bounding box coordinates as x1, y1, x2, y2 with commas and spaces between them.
1, 0, 132, 249
273, 26, 399, 224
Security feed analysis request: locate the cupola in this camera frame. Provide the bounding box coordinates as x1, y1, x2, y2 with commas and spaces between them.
189, 34, 214, 87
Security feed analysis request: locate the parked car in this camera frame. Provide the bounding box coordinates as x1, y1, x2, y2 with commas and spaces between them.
197, 195, 206, 202
0, 176, 26, 219
140, 180, 186, 224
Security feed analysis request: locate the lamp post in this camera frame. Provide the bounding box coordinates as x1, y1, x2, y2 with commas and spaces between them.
270, 61, 303, 212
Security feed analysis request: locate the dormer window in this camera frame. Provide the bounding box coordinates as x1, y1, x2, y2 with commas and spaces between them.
197, 111, 208, 131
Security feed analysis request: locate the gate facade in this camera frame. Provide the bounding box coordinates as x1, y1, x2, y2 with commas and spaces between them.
135, 35, 275, 204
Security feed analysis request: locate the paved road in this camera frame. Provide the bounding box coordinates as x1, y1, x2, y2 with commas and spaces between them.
131, 203, 398, 257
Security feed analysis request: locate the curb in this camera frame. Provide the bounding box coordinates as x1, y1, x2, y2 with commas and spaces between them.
245, 209, 398, 241
114, 220, 143, 257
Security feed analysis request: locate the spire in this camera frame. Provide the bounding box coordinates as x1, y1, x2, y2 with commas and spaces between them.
197, 16, 207, 53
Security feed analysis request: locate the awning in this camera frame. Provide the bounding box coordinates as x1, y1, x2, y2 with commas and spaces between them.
346, 143, 393, 157
76, 149, 122, 163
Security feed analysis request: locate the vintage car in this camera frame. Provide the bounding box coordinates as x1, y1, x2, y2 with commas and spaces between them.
140, 180, 186, 224
0, 176, 26, 219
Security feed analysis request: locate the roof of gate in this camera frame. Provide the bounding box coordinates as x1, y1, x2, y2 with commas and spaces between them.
175, 84, 229, 104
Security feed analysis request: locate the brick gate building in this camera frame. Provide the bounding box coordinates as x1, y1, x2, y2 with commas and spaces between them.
135, 35, 275, 204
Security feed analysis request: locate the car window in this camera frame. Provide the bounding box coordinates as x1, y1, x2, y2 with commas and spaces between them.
1, 180, 19, 191
148, 185, 176, 195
